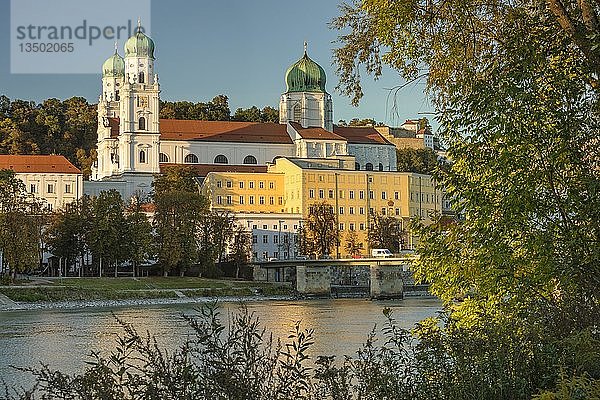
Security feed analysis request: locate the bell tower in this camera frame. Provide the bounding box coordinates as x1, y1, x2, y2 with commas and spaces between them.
279, 43, 333, 132
118, 19, 160, 176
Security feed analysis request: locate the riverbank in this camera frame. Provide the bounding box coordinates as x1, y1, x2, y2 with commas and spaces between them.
0, 277, 294, 310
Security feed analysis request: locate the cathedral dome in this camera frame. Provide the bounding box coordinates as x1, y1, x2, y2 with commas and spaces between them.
102, 51, 125, 77
124, 28, 155, 59
285, 45, 326, 93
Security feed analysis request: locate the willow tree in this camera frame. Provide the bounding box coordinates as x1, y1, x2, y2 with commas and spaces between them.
333, 0, 600, 396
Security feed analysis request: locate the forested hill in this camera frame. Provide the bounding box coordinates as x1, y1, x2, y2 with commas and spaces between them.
0, 95, 279, 178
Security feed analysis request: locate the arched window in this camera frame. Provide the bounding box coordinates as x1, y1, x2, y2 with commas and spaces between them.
365, 163, 373, 171
293, 104, 301, 123
378, 163, 384, 171
243, 155, 257, 164
355, 162, 360, 171
159, 153, 169, 163
139, 150, 146, 164
138, 72, 145, 83
138, 117, 146, 130
214, 154, 228, 164
185, 153, 199, 164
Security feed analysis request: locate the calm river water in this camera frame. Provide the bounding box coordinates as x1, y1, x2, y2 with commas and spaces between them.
0, 298, 441, 389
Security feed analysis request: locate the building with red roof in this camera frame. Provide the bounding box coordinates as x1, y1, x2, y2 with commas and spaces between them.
0, 155, 83, 211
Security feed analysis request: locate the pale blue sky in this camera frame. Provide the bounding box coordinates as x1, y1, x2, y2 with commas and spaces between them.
0, 0, 433, 125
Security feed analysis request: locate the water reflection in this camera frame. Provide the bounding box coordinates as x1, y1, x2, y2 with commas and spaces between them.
0, 298, 441, 388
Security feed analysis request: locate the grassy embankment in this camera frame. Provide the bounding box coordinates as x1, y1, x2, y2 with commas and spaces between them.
0, 277, 292, 303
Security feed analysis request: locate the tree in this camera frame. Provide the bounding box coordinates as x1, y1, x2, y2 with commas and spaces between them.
196, 210, 234, 277
153, 166, 207, 276
89, 190, 128, 276
367, 213, 403, 253
344, 230, 362, 257
228, 224, 252, 278
395, 147, 439, 174
125, 200, 153, 277
303, 202, 339, 258
47, 196, 93, 276
0, 170, 43, 280
159, 96, 231, 121
334, 0, 600, 395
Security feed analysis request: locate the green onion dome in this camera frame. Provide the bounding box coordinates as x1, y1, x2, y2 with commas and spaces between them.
102, 50, 125, 77
124, 27, 155, 59
285, 45, 327, 93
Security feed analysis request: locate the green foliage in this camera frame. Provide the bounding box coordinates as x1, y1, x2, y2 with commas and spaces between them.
0, 96, 97, 178
0, 169, 46, 278
232, 105, 279, 123
153, 166, 207, 276
334, 0, 600, 397
396, 147, 439, 174
159, 95, 231, 121
47, 195, 83, 270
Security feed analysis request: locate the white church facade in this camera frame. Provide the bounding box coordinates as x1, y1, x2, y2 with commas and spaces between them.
88, 27, 397, 200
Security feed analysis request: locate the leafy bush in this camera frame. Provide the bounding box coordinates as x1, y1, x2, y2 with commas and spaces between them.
5, 304, 600, 399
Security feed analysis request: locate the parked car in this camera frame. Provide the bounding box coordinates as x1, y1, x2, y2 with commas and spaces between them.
295, 255, 308, 260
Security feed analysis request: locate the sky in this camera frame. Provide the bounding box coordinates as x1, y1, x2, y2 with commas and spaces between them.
0, 0, 433, 126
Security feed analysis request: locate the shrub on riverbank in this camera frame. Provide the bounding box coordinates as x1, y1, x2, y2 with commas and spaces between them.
4, 304, 599, 399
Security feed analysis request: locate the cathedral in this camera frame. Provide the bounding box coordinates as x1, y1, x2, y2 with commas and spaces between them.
88, 25, 397, 200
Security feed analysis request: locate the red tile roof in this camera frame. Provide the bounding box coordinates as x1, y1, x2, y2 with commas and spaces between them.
0, 155, 81, 174
159, 119, 293, 144
289, 122, 346, 141
334, 125, 393, 145
159, 163, 268, 177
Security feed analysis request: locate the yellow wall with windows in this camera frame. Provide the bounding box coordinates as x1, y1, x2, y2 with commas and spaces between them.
201, 172, 286, 214
201, 158, 443, 257
268, 158, 442, 256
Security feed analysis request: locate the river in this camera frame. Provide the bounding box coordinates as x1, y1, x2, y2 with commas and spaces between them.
0, 298, 441, 389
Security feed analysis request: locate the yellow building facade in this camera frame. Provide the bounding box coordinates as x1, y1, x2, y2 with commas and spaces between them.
201, 157, 442, 258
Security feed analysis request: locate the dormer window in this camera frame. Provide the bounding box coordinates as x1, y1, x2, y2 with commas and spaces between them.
138, 117, 146, 130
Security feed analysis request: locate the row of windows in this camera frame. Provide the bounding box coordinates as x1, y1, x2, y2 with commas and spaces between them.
180, 154, 258, 165
216, 180, 276, 189
252, 234, 294, 244
216, 195, 284, 206
249, 223, 293, 230
307, 189, 401, 201
30, 183, 72, 195
409, 192, 439, 203
355, 162, 385, 171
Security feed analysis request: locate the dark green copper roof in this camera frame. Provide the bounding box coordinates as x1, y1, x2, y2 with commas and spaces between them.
285, 46, 327, 93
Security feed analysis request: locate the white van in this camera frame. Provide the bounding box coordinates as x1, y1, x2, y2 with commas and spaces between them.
371, 249, 393, 258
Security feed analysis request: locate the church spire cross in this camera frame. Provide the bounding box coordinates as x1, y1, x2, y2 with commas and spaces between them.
137, 17, 142, 32
304, 41, 307, 55
114, 41, 118, 54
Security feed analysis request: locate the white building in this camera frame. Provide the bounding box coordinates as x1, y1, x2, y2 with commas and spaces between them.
0, 155, 83, 211
89, 29, 397, 200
